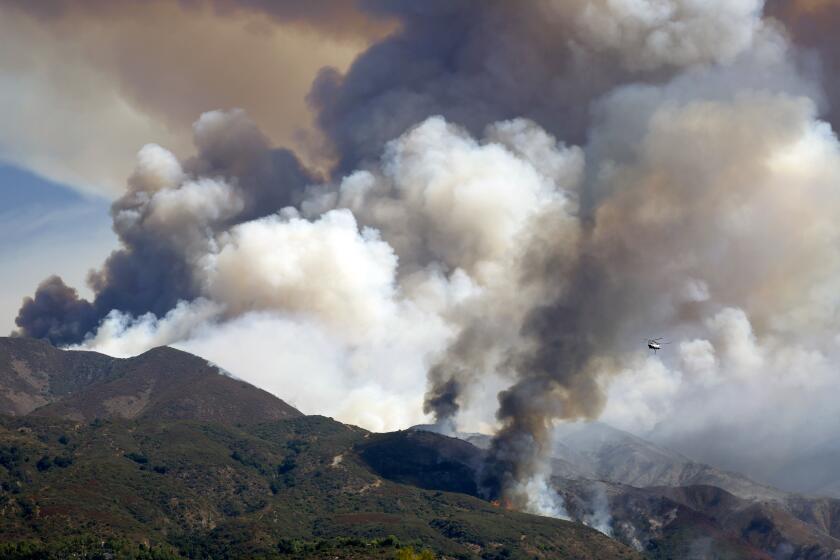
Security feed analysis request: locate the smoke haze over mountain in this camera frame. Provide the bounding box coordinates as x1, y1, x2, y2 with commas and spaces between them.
8, 0, 840, 507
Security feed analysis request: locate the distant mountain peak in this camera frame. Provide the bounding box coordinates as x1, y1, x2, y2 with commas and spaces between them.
0, 336, 301, 424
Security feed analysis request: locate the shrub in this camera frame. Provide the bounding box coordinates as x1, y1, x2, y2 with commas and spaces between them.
377, 535, 400, 547
53, 456, 73, 468
276, 538, 301, 554
395, 547, 436, 560
36, 455, 51, 471
125, 452, 149, 464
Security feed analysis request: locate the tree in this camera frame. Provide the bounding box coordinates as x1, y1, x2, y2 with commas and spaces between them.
395, 547, 436, 560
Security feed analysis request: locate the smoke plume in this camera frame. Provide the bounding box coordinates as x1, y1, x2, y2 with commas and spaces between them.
17, 109, 317, 341
12, 0, 840, 507
310, 0, 766, 172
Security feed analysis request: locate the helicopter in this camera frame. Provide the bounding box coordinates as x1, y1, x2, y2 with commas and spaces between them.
646, 337, 669, 354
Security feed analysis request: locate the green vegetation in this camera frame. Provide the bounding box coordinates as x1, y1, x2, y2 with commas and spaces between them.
395, 546, 436, 560
0, 414, 636, 560
0, 533, 438, 560
0, 534, 182, 559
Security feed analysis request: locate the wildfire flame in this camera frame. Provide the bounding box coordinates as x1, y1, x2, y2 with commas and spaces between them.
490, 498, 514, 510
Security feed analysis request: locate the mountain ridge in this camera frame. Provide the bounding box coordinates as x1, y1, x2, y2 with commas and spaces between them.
408, 425, 840, 557
2, 337, 839, 559
415, 421, 789, 503
0, 337, 301, 425
0, 337, 636, 559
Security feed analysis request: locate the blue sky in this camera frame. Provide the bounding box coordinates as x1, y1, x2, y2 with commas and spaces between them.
0, 164, 115, 334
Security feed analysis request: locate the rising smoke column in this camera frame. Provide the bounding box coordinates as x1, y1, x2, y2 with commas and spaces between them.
310, 0, 771, 439
13, 0, 840, 513
381, 0, 775, 509
408, 2, 839, 511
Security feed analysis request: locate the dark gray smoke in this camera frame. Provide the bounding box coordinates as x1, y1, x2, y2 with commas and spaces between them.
15, 0, 771, 346
422, 376, 461, 432
765, 0, 840, 131
309, 3, 775, 507
14, 0, 840, 513
310, 0, 783, 178
479, 248, 626, 504
14, 276, 97, 346
309, 1, 634, 173
16, 110, 317, 342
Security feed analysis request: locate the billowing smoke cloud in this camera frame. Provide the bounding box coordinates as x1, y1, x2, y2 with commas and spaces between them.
579, 42, 840, 492
16, 109, 317, 340
27, 114, 582, 432
310, 0, 766, 172
13, 0, 840, 509
14, 276, 97, 346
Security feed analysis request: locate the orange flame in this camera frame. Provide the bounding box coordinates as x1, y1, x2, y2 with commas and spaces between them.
490, 498, 514, 510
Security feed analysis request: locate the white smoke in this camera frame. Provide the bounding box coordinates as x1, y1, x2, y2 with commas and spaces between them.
201, 209, 399, 335
69, 3, 840, 497
78, 114, 581, 432
302, 116, 582, 283
582, 482, 613, 537
602, 305, 840, 484
584, 35, 840, 484
518, 470, 571, 520
175, 311, 446, 432
80, 299, 223, 358
547, 0, 765, 71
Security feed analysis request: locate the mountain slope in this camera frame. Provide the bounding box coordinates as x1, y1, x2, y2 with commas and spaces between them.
0, 337, 301, 424
3, 338, 837, 558
551, 422, 788, 502
0, 337, 118, 415
0, 338, 638, 559
442, 422, 787, 503
409, 427, 840, 558
0, 414, 638, 560
771, 439, 840, 499
592, 483, 840, 559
